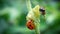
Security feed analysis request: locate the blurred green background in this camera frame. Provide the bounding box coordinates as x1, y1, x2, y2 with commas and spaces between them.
0, 0, 60, 34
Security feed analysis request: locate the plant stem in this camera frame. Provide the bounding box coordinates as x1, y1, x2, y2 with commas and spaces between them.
26, 0, 40, 34
34, 22, 40, 34
26, 0, 32, 11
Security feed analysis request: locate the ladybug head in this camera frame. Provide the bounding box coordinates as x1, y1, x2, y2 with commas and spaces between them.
39, 8, 45, 12
39, 7, 45, 15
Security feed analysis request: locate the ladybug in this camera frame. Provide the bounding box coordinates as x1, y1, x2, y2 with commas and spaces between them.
39, 7, 45, 15
26, 20, 35, 30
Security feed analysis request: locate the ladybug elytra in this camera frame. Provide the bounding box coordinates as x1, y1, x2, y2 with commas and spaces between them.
26, 20, 35, 30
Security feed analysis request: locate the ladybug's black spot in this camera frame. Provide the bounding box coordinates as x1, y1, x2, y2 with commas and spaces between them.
28, 27, 30, 28
29, 25, 33, 29
29, 25, 31, 26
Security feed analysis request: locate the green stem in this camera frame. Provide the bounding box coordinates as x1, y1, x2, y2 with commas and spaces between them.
35, 22, 40, 34
26, 0, 32, 11
26, 0, 40, 34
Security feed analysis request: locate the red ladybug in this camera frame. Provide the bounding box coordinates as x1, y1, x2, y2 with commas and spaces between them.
26, 20, 35, 30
